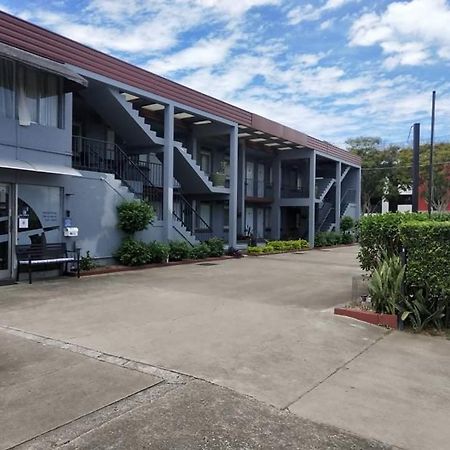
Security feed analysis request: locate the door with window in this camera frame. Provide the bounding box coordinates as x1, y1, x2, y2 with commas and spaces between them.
246, 162, 254, 197
0, 184, 12, 280
257, 164, 265, 198
256, 208, 264, 238
245, 207, 254, 234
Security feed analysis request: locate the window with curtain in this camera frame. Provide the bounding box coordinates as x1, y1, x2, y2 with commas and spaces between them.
14, 64, 63, 128
0, 58, 14, 119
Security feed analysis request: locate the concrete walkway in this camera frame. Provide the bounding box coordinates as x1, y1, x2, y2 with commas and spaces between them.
0, 330, 160, 449
1, 246, 449, 449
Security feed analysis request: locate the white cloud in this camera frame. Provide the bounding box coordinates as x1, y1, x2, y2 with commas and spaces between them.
287, 0, 356, 25
319, 19, 335, 30
349, 0, 450, 69
146, 34, 239, 75
195, 0, 280, 16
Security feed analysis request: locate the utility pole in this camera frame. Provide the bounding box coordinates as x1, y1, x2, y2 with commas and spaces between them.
412, 123, 420, 213
428, 90, 436, 216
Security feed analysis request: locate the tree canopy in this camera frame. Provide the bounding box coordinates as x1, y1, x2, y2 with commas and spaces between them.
346, 137, 450, 213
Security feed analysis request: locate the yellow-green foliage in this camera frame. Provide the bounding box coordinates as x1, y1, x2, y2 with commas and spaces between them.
248, 239, 308, 255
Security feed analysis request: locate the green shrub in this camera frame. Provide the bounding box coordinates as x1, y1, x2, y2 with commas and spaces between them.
368, 254, 405, 315
147, 241, 169, 263
400, 288, 447, 332
314, 232, 327, 247
340, 216, 354, 233
326, 232, 342, 246
190, 243, 210, 260
400, 221, 450, 299
248, 239, 308, 254
247, 246, 264, 255
115, 238, 151, 266
340, 232, 354, 245
80, 251, 97, 271
205, 237, 224, 257
358, 212, 450, 272
168, 241, 192, 261
117, 200, 155, 235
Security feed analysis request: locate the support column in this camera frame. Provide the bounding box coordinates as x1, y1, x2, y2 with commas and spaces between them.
308, 151, 316, 247
238, 140, 246, 236
271, 156, 281, 239
228, 126, 238, 247
163, 104, 174, 242
356, 167, 362, 219
335, 162, 342, 231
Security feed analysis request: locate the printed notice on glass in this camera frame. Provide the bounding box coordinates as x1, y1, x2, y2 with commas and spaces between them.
19, 218, 29, 229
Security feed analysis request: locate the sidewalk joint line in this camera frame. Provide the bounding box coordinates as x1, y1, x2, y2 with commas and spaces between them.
281, 331, 390, 411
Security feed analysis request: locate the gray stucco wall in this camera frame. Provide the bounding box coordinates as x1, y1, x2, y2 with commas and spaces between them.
0, 93, 73, 167
0, 168, 164, 266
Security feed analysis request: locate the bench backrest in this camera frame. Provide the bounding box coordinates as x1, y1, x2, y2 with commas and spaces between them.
16, 243, 67, 261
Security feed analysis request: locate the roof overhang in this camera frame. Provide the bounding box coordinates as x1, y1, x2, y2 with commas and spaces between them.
0, 42, 88, 92
0, 158, 82, 177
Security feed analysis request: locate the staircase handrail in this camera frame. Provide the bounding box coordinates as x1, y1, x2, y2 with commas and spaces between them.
72, 136, 163, 218
173, 192, 214, 238
340, 188, 356, 209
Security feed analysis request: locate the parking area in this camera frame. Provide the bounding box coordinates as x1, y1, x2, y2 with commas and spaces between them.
1, 246, 449, 449
0, 247, 382, 408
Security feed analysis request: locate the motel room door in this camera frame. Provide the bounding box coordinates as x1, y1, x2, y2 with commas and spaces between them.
256, 208, 264, 238
246, 162, 254, 197
257, 164, 265, 198
0, 184, 12, 280
245, 207, 254, 234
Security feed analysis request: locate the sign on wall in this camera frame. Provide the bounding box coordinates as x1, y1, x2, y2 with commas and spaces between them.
17, 185, 62, 245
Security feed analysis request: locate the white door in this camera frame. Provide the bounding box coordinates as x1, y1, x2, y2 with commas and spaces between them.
245, 207, 254, 234
0, 184, 12, 280
246, 162, 254, 197
256, 208, 264, 238
257, 164, 265, 198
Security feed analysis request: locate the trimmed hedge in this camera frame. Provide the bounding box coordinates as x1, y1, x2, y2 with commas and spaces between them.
315, 231, 354, 247
400, 221, 450, 297
358, 212, 450, 271
116, 238, 225, 266
248, 239, 308, 255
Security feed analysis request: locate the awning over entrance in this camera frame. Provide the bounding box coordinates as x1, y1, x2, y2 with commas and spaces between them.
0, 42, 88, 92
0, 158, 82, 177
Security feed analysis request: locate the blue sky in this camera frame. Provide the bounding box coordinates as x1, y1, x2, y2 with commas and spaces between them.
2, 0, 450, 147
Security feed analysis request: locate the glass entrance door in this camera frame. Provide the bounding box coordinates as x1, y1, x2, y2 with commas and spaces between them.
0, 184, 11, 280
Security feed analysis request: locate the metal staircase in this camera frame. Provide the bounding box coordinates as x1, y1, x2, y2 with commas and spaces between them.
315, 177, 335, 202
79, 84, 164, 148
127, 98, 229, 194
341, 165, 351, 181
173, 194, 213, 244
340, 189, 357, 218
72, 136, 212, 244
316, 201, 335, 232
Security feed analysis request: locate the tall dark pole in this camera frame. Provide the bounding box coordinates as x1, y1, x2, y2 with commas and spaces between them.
412, 123, 420, 212
428, 90, 436, 216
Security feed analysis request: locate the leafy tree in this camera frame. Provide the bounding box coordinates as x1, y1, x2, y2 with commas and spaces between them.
346, 137, 405, 213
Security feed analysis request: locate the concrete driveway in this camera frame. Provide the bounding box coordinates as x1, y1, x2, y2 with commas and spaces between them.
1, 246, 449, 449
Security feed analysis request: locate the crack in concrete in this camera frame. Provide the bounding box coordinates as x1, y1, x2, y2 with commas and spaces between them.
281, 331, 390, 411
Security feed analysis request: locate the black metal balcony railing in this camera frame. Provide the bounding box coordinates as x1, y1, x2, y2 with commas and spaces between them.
72, 136, 163, 219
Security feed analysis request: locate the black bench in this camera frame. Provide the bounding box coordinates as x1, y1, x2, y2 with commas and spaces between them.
16, 243, 80, 284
